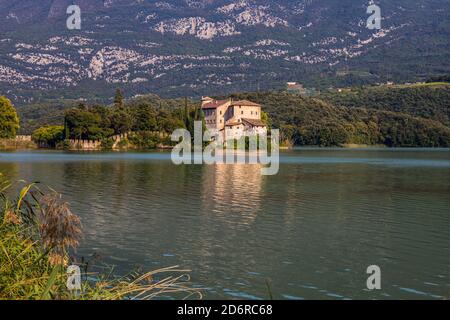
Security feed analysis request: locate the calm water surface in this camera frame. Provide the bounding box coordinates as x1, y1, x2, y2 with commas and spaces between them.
0, 149, 449, 300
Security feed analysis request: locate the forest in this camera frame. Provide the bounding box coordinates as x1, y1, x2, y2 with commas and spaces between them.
3, 82, 450, 149
320, 83, 450, 125
28, 90, 204, 149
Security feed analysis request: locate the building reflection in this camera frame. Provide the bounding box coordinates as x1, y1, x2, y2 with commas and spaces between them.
200, 163, 265, 226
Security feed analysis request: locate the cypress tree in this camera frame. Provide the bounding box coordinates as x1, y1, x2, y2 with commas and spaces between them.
114, 88, 124, 108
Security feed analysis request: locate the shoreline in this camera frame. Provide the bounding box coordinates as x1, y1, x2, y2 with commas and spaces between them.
1, 146, 449, 153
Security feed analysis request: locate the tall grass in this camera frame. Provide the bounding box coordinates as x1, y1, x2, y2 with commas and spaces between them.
0, 178, 202, 300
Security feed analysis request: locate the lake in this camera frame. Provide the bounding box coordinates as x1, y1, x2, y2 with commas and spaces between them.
0, 149, 449, 300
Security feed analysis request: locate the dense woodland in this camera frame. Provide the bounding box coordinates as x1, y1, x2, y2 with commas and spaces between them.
229, 88, 450, 148
30, 90, 207, 149
320, 83, 450, 126
2, 82, 450, 148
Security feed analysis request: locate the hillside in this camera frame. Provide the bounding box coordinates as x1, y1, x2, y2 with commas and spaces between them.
15, 83, 450, 147
320, 83, 450, 126
228, 90, 450, 147
1, 0, 449, 103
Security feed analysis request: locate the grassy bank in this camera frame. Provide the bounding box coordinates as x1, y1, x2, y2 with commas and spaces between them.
0, 179, 201, 300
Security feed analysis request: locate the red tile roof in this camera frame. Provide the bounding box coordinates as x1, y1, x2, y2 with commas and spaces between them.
201, 99, 228, 109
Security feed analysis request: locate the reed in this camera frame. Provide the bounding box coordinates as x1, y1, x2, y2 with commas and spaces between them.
0, 178, 202, 300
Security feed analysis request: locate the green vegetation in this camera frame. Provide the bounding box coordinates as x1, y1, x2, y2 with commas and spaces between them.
230, 91, 449, 147
9, 82, 450, 149
320, 83, 450, 125
16, 100, 79, 135
0, 179, 201, 300
32, 126, 64, 148
64, 105, 114, 140
0, 96, 20, 139
59, 94, 206, 149
426, 75, 450, 83
62, 102, 186, 149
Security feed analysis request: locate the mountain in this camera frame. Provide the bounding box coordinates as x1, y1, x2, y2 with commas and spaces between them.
0, 0, 449, 104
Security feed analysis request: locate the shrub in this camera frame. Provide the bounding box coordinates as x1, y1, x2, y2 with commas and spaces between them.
32, 126, 65, 148
0, 180, 202, 300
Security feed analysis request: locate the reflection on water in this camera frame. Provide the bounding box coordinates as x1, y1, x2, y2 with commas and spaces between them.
0, 149, 449, 300
201, 164, 264, 226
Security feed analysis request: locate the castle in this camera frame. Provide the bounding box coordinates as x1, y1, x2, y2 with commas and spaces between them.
201, 97, 267, 141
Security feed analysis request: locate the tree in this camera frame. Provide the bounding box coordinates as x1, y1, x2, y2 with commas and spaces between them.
183, 97, 191, 129
261, 111, 271, 129
111, 89, 132, 134
32, 126, 64, 147
114, 89, 124, 109
64, 107, 112, 140
0, 96, 20, 139
131, 103, 157, 131
111, 108, 132, 134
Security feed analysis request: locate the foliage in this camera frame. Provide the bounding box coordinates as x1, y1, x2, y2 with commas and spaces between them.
32, 126, 64, 147
110, 107, 132, 134
320, 84, 450, 126
17, 100, 80, 135
0, 96, 20, 139
128, 132, 163, 149
100, 137, 114, 150
0, 179, 202, 300
261, 111, 271, 129
59, 96, 190, 148
114, 88, 124, 108
229, 91, 450, 147
426, 75, 450, 83
64, 104, 114, 140
12, 82, 450, 148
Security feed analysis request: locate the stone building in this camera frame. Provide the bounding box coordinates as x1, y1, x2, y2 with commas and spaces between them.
201, 97, 267, 141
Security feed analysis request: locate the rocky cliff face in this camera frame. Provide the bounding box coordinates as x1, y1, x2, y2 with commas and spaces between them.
0, 0, 449, 103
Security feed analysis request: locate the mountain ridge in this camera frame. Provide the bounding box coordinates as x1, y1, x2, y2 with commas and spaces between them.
0, 0, 449, 104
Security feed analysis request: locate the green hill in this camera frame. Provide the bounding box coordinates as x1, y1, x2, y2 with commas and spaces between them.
319, 83, 450, 126
15, 85, 450, 148
229, 91, 450, 147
